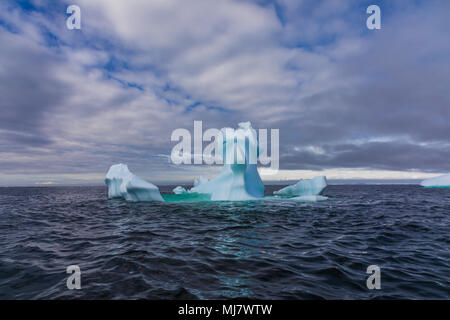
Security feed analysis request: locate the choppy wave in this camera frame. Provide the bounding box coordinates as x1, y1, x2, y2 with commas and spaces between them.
0, 185, 448, 299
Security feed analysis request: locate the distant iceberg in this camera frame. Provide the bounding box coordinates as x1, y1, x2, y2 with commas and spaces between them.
420, 174, 450, 187
105, 164, 164, 202
274, 176, 327, 196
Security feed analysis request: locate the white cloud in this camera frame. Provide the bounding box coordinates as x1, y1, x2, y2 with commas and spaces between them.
0, 0, 449, 185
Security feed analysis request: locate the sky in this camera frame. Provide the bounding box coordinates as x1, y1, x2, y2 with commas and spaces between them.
0, 0, 449, 186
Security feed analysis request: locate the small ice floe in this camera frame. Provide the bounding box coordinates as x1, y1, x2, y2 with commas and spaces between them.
274, 176, 328, 196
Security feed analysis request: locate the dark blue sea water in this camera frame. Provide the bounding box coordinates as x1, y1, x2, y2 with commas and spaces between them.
0, 185, 448, 299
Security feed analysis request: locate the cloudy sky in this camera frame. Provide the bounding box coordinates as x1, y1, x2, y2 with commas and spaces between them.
0, 0, 449, 186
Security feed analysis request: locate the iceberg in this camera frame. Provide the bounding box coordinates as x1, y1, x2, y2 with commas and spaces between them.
189, 176, 210, 194
420, 174, 450, 187
274, 176, 327, 196
187, 122, 264, 201
104, 122, 329, 203
173, 186, 188, 194
105, 164, 164, 202
194, 176, 208, 187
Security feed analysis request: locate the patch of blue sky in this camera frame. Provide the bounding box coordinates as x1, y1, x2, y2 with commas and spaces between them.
15, 0, 67, 15
39, 27, 61, 47
105, 74, 144, 91
249, 0, 287, 26
0, 18, 19, 33
103, 56, 130, 72
184, 102, 229, 114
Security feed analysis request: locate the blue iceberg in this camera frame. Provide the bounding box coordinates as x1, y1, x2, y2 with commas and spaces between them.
105, 122, 328, 203
183, 122, 264, 201
105, 164, 164, 202
273, 176, 327, 197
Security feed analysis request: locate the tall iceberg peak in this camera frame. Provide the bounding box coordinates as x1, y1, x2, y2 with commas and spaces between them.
274, 176, 328, 196
420, 174, 450, 187
105, 164, 164, 202
188, 121, 264, 201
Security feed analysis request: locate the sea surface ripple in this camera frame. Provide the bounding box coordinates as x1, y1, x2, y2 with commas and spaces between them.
0, 185, 448, 299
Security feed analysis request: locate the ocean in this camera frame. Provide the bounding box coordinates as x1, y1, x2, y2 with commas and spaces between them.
0, 185, 448, 299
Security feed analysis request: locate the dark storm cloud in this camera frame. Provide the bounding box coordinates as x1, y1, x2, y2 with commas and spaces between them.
272, 0, 450, 174
0, 26, 69, 144
0, 131, 52, 148
280, 142, 450, 172
0, 0, 450, 185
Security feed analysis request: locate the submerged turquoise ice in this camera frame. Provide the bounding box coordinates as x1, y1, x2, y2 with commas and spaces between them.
161, 193, 328, 202
105, 122, 328, 202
